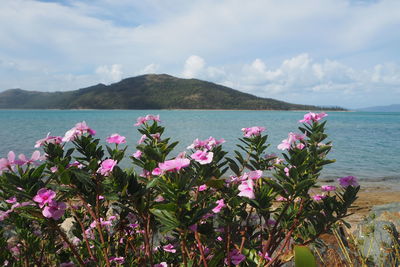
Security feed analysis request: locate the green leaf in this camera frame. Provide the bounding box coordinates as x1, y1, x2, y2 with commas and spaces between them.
294, 245, 316, 267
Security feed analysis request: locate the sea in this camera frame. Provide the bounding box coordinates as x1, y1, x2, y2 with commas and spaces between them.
0, 110, 399, 182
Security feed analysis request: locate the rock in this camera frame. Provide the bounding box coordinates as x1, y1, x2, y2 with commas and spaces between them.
354, 202, 400, 267
370, 202, 400, 230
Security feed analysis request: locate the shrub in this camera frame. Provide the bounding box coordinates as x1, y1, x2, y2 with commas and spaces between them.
0, 113, 359, 266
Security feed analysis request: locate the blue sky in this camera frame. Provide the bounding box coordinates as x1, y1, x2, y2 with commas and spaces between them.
0, 0, 399, 108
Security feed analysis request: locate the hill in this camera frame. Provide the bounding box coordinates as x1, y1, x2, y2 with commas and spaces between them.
0, 74, 344, 110
358, 104, 400, 112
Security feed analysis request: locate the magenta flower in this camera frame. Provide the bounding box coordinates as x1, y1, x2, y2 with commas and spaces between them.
163, 244, 176, 253
241, 126, 265, 137
238, 179, 255, 199
106, 133, 126, 144
42, 200, 66, 220
34, 133, 63, 148
198, 184, 207, 191
158, 158, 190, 172
50, 166, 58, 173
299, 112, 328, 124
312, 194, 327, 201
338, 176, 359, 188
97, 159, 117, 176
15, 150, 41, 166
321, 185, 336, 192
134, 114, 160, 126
33, 188, 56, 208
153, 263, 167, 267
226, 249, 246, 265
191, 150, 214, 165
212, 199, 226, 213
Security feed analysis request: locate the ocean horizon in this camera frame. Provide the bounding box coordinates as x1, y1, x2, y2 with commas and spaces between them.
1, 109, 399, 182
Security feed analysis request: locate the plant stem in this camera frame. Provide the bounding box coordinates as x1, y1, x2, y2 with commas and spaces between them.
194, 231, 208, 267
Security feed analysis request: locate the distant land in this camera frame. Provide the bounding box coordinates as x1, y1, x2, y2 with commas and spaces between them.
0, 74, 345, 110
358, 104, 400, 112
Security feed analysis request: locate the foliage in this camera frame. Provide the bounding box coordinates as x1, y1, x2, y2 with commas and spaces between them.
0, 112, 358, 266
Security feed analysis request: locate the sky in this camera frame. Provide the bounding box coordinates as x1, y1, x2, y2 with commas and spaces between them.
0, 0, 399, 108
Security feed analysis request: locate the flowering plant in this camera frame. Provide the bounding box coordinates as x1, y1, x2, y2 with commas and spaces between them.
0, 113, 359, 266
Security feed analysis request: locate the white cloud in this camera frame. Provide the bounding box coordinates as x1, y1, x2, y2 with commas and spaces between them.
178, 54, 400, 108
0, 0, 399, 108
95, 64, 123, 83
182, 55, 205, 78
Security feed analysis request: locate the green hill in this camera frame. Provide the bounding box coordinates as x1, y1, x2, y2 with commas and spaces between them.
0, 74, 344, 110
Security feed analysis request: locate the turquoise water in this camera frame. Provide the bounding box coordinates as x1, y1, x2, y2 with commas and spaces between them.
0, 110, 399, 181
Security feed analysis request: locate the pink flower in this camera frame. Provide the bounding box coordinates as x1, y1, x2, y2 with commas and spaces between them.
138, 134, 147, 144
321, 185, 336, 192
34, 133, 63, 148
132, 150, 142, 159
106, 133, 126, 144
312, 194, 327, 201
247, 170, 263, 180
216, 236, 223, 241
0, 210, 11, 221
153, 263, 168, 267
187, 137, 225, 150
258, 251, 272, 261
155, 195, 165, 202
198, 184, 208, 191
15, 151, 41, 166
42, 200, 66, 220
33, 188, 56, 208
338, 176, 359, 188
50, 166, 58, 173
152, 167, 162, 176
62, 121, 95, 142
151, 133, 161, 140
276, 196, 287, 202
241, 126, 265, 138
0, 151, 16, 173
67, 161, 84, 169
296, 143, 305, 150
284, 167, 290, 177
5, 196, 17, 204
191, 150, 214, 165
158, 158, 190, 172
109, 257, 125, 264
277, 132, 306, 150
134, 114, 160, 126
226, 249, 246, 265
97, 159, 117, 176
212, 199, 226, 213
238, 179, 255, 199
163, 244, 176, 253
299, 112, 328, 124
